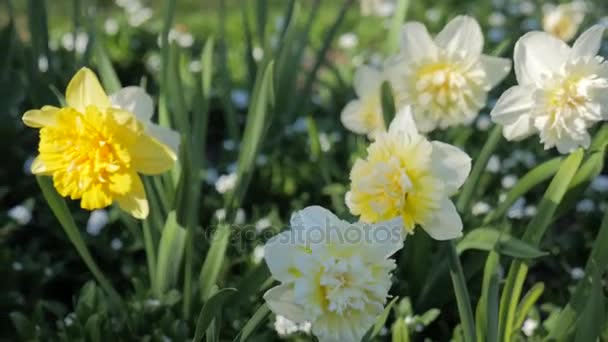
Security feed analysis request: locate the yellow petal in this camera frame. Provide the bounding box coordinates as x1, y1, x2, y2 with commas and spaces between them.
30, 156, 49, 174
80, 185, 113, 210
65, 67, 110, 112
22, 106, 60, 128
131, 134, 177, 175
116, 174, 149, 219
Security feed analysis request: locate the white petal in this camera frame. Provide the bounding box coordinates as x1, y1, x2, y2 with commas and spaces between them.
571, 25, 605, 59
400, 22, 438, 62
422, 197, 463, 240
431, 141, 472, 195
364, 216, 406, 257
435, 15, 483, 57
480, 55, 511, 87
490, 85, 535, 131
109, 86, 154, 121
264, 231, 306, 283
353, 65, 383, 97
514, 31, 570, 85
503, 114, 535, 141
388, 105, 419, 138
264, 284, 308, 323
290, 206, 342, 232
341, 100, 368, 135
147, 122, 181, 155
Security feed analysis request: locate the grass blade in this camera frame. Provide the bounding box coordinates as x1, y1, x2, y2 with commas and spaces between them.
198, 223, 232, 301
233, 304, 271, 342
193, 288, 237, 341
154, 211, 187, 297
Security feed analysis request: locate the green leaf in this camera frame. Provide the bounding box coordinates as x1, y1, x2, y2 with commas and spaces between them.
84, 314, 102, 342
475, 251, 500, 342
193, 287, 237, 341
233, 304, 271, 342
386, 0, 409, 53
457, 125, 503, 214
36, 176, 125, 314
381, 81, 396, 129
498, 149, 584, 342
574, 263, 605, 342
362, 296, 400, 341
199, 224, 232, 301
391, 318, 410, 342
513, 282, 544, 331
93, 39, 121, 93
10, 312, 35, 340
483, 157, 562, 225
154, 211, 187, 297
457, 228, 547, 259
448, 241, 477, 342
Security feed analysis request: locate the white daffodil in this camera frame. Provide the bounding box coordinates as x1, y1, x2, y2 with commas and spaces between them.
341, 65, 386, 138
386, 15, 511, 132
542, 1, 586, 42
346, 106, 471, 240
109, 86, 181, 155
263, 206, 403, 342
490, 25, 608, 154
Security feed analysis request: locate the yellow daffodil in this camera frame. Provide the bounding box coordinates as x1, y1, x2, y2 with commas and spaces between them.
491, 25, 608, 154
263, 206, 403, 342
340, 65, 386, 138
346, 106, 471, 240
542, 1, 586, 42
23, 68, 179, 219
386, 16, 511, 132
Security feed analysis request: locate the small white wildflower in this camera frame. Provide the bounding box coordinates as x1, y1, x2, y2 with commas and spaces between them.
488, 12, 506, 26
215, 173, 238, 194
111, 238, 123, 250
75, 32, 89, 54
486, 155, 501, 173
472, 201, 491, 216
145, 299, 161, 308
318, 132, 331, 152
576, 198, 595, 213
231, 89, 249, 109
12, 262, 23, 271
205, 168, 219, 184
8, 205, 32, 225
235, 208, 246, 225
591, 175, 608, 193
37, 56, 49, 73
338, 32, 358, 49
128, 7, 152, 27
498, 193, 507, 203
507, 198, 526, 219
425, 8, 442, 23
146, 54, 161, 72
252, 245, 265, 264
570, 267, 585, 280
256, 154, 268, 166
524, 205, 537, 217
44, 267, 53, 277
64, 314, 75, 327
522, 318, 539, 337
252, 46, 264, 61
61, 33, 74, 51
476, 115, 492, 131
255, 217, 272, 233
214, 209, 226, 221
86, 210, 109, 236
501, 175, 518, 189
274, 315, 312, 337
519, 1, 535, 15
404, 315, 415, 325
104, 18, 119, 35
188, 60, 201, 73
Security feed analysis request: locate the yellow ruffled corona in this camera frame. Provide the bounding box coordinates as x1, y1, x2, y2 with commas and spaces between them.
23, 68, 177, 219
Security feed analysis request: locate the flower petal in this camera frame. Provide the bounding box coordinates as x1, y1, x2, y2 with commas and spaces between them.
431, 141, 472, 195
490, 85, 536, 141
116, 173, 149, 219
340, 100, 367, 134
264, 230, 309, 283
388, 105, 418, 138
131, 134, 177, 174
422, 197, 462, 240
65, 67, 110, 112
109, 86, 154, 121
514, 31, 570, 85
290, 205, 342, 233
31, 156, 48, 174
480, 55, 511, 87
353, 65, 383, 97
400, 22, 438, 62
22, 106, 60, 128
571, 24, 605, 59
147, 123, 181, 156
364, 216, 405, 257
435, 15, 483, 57
264, 284, 308, 323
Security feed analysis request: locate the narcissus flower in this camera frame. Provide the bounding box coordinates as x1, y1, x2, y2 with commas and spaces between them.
386, 15, 511, 132
340, 65, 386, 138
263, 206, 403, 342
22, 68, 179, 219
490, 25, 608, 154
542, 1, 586, 42
346, 106, 471, 240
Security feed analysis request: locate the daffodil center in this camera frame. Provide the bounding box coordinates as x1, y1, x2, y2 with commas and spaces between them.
319, 257, 367, 315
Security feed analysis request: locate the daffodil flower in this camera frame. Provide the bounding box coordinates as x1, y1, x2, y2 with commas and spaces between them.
340, 65, 386, 138
386, 15, 511, 132
263, 206, 403, 342
490, 25, 608, 154
542, 1, 586, 42
23, 68, 179, 219
346, 106, 471, 240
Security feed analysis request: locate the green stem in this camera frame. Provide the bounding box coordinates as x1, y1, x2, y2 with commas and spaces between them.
456, 125, 502, 214
142, 220, 157, 288
447, 241, 477, 342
